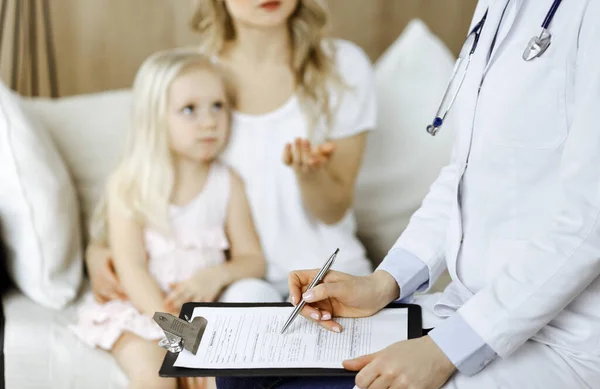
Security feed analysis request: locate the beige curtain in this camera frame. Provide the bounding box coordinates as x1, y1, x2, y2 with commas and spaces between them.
1, 0, 478, 97
0, 0, 58, 97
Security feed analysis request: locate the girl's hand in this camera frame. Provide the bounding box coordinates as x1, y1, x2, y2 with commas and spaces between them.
282, 138, 336, 174
164, 267, 226, 311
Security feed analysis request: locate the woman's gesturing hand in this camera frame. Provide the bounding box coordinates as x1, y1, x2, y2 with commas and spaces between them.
283, 138, 335, 174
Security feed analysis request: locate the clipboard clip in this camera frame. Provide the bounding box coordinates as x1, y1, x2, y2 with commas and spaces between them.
152, 312, 208, 355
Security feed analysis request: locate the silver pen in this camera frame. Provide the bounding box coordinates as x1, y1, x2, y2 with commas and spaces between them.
280, 248, 339, 334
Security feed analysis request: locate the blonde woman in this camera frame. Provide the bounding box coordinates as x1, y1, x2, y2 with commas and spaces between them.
70, 49, 277, 389
86, 0, 375, 305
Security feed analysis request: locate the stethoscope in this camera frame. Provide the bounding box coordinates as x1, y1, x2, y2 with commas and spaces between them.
426, 0, 563, 136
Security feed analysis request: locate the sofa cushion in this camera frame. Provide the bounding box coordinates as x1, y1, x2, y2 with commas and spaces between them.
2, 289, 126, 388
23, 90, 132, 243
355, 19, 456, 265
0, 81, 83, 309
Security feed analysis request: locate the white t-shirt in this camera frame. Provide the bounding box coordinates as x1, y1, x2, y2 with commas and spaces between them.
221, 39, 376, 294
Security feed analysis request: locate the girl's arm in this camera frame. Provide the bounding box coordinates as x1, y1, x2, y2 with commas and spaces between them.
107, 191, 168, 315
290, 132, 368, 225
216, 170, 266, 285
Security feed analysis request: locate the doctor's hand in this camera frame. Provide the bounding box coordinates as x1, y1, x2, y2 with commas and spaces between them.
282, 138, 335, 174
288, 270, 400, 332
344, 336, 456, 389
85, 243, 126, 304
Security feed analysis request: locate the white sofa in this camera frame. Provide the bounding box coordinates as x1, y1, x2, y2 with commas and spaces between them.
1, 20, 455, 389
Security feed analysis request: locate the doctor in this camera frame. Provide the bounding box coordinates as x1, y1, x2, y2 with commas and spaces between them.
217, 0, 600, 388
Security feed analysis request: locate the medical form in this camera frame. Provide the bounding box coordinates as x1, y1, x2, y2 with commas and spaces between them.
173, 306, 408, 369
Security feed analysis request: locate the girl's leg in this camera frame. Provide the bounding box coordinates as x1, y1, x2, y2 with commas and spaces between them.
219, 278, 283, 303
111, 332, 177, 389
180, 377, 212, 389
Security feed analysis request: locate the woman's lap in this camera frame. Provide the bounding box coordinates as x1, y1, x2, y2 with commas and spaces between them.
216, 376, 355, 389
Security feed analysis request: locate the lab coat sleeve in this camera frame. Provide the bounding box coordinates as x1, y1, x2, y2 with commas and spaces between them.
459, 3, 600, 358
429, 313, 497, 375
376, 247, 429, 301
389, 154, 457, 291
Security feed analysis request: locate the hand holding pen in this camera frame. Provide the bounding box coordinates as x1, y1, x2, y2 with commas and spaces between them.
283, 249, 399, 334
281, 249, 339, 334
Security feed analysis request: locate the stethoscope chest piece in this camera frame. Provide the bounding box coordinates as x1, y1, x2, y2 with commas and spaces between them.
523, 29, 552, 61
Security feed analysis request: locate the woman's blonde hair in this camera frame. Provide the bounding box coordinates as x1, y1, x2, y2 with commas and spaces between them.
89, 49, 235, 243
190, 0, 342, 138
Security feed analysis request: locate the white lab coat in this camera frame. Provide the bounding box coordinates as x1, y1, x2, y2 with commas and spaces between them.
395, 0, 600, 387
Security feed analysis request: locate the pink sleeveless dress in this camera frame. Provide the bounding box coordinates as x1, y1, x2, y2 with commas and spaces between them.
70, 162, 231, 350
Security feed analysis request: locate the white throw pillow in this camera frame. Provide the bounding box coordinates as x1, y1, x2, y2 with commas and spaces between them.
355, 19, 456, 265
22, 90, 132, 243
0, 82, 83, 309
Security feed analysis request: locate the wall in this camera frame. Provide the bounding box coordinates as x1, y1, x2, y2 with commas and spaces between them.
1, 0, 478, 97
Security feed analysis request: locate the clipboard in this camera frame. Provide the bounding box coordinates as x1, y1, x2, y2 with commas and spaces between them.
158, 302, 422, 377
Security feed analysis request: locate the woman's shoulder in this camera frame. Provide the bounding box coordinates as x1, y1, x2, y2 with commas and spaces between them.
324, 38, 374, 82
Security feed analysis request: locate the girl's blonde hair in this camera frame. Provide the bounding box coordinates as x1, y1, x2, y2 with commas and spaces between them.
190, 0, 342, 137
89, 49, 235, 243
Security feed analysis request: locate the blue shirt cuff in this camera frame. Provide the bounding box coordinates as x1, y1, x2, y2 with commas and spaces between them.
428, 313, 497, 376
375, 248, 429, 301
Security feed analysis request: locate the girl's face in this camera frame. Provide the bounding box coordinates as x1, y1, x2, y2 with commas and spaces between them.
167, 67, 230, 163
224, 0, 298, 29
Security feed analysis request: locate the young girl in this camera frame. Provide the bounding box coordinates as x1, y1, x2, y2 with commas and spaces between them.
70, 49, 280, 389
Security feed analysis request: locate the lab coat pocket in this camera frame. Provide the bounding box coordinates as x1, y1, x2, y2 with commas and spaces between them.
484, 48, 568, 149
485, 239, 530, 284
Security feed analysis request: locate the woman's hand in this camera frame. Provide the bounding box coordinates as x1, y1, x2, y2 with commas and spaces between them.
282, 138, 335, 174
344, 336, 456, 389
287, 269, 400, 332
165, 267, 227, 312
85, 243, 126, 303
281, 133, 365, 224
